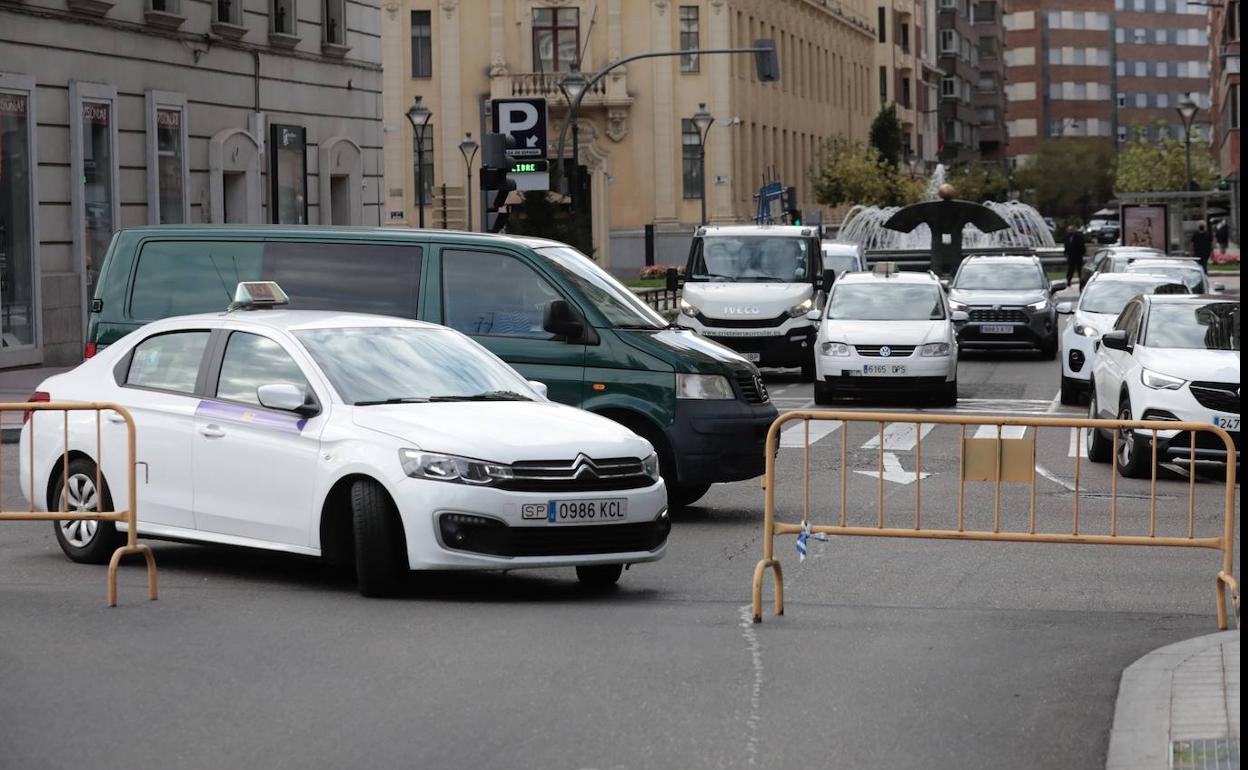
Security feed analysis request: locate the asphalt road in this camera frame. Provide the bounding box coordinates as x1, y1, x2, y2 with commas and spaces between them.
0, 281, 1239, 770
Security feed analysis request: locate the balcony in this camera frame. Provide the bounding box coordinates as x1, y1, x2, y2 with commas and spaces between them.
491, 70, 633, 111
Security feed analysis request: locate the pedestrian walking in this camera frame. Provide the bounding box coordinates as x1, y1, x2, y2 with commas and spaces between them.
1191, 222, 1214, 273
1215, 219, 1229, 253
1063, 225, 1087, 290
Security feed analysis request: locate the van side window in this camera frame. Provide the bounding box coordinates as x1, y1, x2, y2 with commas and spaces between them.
126, 331, 211, 394
128, 240, 422, 321
442, 249, 561, 339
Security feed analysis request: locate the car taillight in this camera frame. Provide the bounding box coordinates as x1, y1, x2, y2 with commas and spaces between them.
84, 342, 98, 358
24, 391, 50, 424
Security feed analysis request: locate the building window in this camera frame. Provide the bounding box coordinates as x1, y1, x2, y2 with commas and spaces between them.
0, 78, 39, 357
941, 77, 957, 99
878, 6, 887, 42
269, 124, 307, 224
1227, 2, 1240, 42
879, 66, 889, 106
214, 0, 240, 24
272, 0, 295, 35
411, 10, 432, 78
533, 8, 579, 73
940, 29, 957, 54
1157, 62, 1169, 77
413, 130, 433, 206
1135, 93, 1148, 108
681, 119, 703, 200
148, 0, 181, 13
71, 83, 119, 306
899, 22, 910, 52
146, 91, 189, 225
900, 76, 911, 108
323, 0, 345, 45
679, 6, 700, 73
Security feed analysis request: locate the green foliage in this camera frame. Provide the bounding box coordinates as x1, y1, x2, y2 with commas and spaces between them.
503, 191, 594, 256
869, 104, 904, 167
945, 164, 1011, 203
1114, 125, 1219, 193
810, 135, 925, 208
1013, 139, 1115, 221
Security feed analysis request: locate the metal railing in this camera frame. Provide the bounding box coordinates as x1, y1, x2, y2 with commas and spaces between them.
751, 411, 1239, 628
634, 283, 683, 314
0, 402, 157, 606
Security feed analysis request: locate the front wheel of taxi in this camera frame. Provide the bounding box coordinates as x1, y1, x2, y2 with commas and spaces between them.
351, 479, 405, 597
51, 457, 125, 564
576, 563, 623, 587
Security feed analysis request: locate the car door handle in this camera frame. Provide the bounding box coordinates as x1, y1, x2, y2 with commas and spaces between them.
199, 425, 226, 439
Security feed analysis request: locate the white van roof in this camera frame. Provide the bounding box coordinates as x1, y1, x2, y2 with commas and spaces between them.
695, 224, 817, 238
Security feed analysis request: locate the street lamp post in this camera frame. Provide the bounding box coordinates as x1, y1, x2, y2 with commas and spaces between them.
1177, 94, 1199, 192
406, 97, 433, 228
691, 103, 715, 226
557, 71, 588, 219
458, 132, 479, 231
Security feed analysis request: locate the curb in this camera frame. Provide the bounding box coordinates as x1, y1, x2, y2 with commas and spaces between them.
1105, 630, 1239, 770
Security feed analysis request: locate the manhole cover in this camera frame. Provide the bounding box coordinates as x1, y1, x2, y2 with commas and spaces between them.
1171, 737, 1240, 770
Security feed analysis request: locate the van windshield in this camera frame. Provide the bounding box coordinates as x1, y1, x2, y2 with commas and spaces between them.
537, 246, 667, 330
689, 236, 813, 283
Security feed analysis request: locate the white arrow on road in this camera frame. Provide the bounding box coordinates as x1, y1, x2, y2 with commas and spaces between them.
854, 452, 932, 485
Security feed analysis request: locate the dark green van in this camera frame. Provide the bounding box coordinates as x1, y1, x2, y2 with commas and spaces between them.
86, 226, 777, 507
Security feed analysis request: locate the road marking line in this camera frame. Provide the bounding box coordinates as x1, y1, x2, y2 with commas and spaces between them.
1047, 389, 1063, 413
1068, 428, 1088, 458
1162, 462, 1191, 479
972, 425, 1029, 439
737, 605, 765, 767
1036, 464, 1077, 492
779, 418, 842, 448
861, 422, 936, 451
853, 451, 932, 484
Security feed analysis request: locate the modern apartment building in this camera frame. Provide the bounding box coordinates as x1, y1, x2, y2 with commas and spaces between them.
0, 0, 382, 367
971, 0, 1007, 162
936, 0, 980, 163
875, 0, 942, 168
1004, 0, 1214, 164
381, 0, 879, 274
1209, 0, 1240, 241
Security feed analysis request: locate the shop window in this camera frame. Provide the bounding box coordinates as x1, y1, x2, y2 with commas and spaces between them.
0, 75, 39, 359
146, 91, 189, 225
269, 124, 308, 225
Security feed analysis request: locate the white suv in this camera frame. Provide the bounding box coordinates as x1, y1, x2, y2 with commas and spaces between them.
1088, 294, 1240, 477
810, 267, 964, 406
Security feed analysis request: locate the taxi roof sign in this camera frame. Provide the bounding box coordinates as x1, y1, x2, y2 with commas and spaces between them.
873, 261, 899, 276
229, 281, 290, 311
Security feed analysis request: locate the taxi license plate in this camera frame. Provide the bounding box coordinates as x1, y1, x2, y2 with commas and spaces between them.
742, 352, 761, 362
863, 363, 907, 376
981, 324, 1014, 334
1213, 415, 1240, 432
522, 499, 628, 523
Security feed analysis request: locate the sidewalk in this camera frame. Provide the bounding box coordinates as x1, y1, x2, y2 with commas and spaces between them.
0, 364, 74, 442
1106, 630, 1240, 769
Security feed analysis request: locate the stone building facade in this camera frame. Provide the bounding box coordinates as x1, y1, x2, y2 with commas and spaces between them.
0, 0, 383, 367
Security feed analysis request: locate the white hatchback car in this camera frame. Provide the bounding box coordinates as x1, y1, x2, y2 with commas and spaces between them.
1056, 273, 1180, 405
810, 267, 963, 406
21, 284, 668, 596
1088, 294, 1240, 477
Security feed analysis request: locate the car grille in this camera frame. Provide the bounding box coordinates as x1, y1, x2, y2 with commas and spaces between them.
734, 373, 770, 404
1189, 382, 1240, 413
695, 312, 789, 329
968, 308, 1028, 323
438, 516, 671, 557
501, 457, 654, 492
854, 345, 916, 357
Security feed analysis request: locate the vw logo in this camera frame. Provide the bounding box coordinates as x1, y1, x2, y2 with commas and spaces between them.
879, 345, 892, 358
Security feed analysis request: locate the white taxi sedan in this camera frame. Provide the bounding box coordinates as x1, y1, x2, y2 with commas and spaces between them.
21, 283, 668, 596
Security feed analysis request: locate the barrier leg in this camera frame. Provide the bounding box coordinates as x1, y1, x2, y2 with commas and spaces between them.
772, 559, 785, 617
107, 544, 159, 607
1217, 572, 1240, 630
751, 559, 784, 623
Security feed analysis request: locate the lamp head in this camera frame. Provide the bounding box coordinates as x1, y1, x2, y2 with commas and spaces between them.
406, 96, 432, 130
692, 102, 715, 136
558, 70, 588, 104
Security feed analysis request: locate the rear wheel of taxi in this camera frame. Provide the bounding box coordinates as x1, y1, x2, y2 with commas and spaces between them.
351, 479, 405, 597
51, 457, 125, 565
576, 563, 623, 587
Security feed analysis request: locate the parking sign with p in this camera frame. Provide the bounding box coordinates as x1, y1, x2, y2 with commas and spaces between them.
490, 98, 548, 159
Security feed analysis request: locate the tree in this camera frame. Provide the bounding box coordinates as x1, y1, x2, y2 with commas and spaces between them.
945, 164, 1011, 203
869, 104, 904, 167
1012, 139, 1115, 223
1114, 125, 1219, 193
810, 135, 924, 208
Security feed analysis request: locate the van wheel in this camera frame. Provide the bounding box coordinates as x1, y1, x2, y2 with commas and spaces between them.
576, 564, 623, 587
50, 458, 125, 564
351, 479, 405, 597
1086, 386, 1112, 463
799, 358, 816, 382
668, 483, 711, 509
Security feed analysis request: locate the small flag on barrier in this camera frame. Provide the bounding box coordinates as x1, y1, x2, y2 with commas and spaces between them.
795, 521, 828, 562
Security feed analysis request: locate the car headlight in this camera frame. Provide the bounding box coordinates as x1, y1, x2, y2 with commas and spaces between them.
676, 373, 734, 400
1072, 323, 1098, 337
948, 300, 968, 311
1140, 368, 1186, 391
641, 452, 660, 480
399, 449, 514, 485
787, 298, 814, 318
678, 298, 699, 318
820, 341, 851, 357
919, 342, 952, 357
1026, 299, 1049, 312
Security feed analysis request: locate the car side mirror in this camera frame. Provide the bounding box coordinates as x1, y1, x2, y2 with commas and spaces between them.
543, 299, 586, 341
665, 267, 680, 293
527, 380, 549, 400
257, 383, 318, 416
1050, 280, 1068, 294
805, 309, 822, 322
950, 310, 969, 323
1055, 301, 1074, 314
1100, 330, 1132, 353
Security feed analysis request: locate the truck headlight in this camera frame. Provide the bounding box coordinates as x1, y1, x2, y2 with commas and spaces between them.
1026, 299, 1049, 312
678, 298, 699, 318
787, 298, 814, 318
919, 342, 952, 357
676, 373, 734, 400
1140, 368, 1186, 391
820, 341, 851, 357
641, 452, 660, 480
399, 449, 514, 485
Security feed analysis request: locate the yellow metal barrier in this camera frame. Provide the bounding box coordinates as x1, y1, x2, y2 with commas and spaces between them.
0, 402, 157, 606
752, 411, 1238, 628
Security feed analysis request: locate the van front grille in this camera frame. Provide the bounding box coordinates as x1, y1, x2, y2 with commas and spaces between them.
734, 374, 770, 404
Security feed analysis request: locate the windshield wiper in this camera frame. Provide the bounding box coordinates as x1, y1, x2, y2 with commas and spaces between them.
689, 273, 735, 281
353, 397, 430, 406
427, 390, 533, 402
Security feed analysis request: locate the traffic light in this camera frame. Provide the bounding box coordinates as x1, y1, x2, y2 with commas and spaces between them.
481, 132, 518, 232
753, 38, 780, 82
783, 186, 800, 225
1218, 177, 1231, 191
